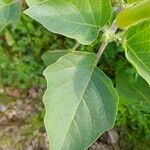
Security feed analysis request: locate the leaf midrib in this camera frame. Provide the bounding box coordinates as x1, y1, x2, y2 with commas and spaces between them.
59, 67, 117, 150
58, 57, 96, 150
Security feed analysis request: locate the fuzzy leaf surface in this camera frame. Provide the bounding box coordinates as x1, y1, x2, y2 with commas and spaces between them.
43, 52, 118, 150
124, 20, 150, 85
117, 0, 150, 29
24, 0, 112, 45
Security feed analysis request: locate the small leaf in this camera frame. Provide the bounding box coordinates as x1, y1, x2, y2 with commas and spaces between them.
0, 0, 20, 31
116, 68, 150, 113
124, 20, 150, 85
43, 52, 118, 150
42, 50, 70, 67
117, 0, 150, 29
24, 0, 112, 45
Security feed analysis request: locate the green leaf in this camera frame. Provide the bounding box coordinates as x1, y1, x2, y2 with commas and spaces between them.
25, 0, 41, 6
43, 52, 118, 150
0, 0, 5, 5
24, 0, 112, 45
124, 20, 150, 85
127, 0, 141, 4
0, 0, 20, 31
117, 0, 150, 29
42, 50, 70, 67
116, 68, 150, 113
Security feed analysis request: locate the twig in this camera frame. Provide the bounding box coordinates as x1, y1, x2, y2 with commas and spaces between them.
96, 21, 118, 64
96, 42, 108, 64
72, 42, 80, 51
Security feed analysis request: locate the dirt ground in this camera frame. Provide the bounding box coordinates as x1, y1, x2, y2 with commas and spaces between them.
0, 87, 120, 150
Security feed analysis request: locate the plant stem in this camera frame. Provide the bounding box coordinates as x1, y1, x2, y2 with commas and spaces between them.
96, 42, 108, 64
72, 42, 80, 51
96, 22, 118, 64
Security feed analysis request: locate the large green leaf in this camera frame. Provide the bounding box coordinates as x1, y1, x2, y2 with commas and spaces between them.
116, 68, 150, 113
0, 0, 20, 31
43, 52, 118, 150
117, 0, 150, 29
24, 0, 112, 45
124, 20, 150, 85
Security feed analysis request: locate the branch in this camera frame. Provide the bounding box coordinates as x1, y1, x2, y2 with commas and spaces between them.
72, 42, 80, 51
96, 21, 118, 64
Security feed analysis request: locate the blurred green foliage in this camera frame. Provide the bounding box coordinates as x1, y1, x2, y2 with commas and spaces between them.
117, 104, 150, 150
0, 14, 75, 89
0, 14, 149, 150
